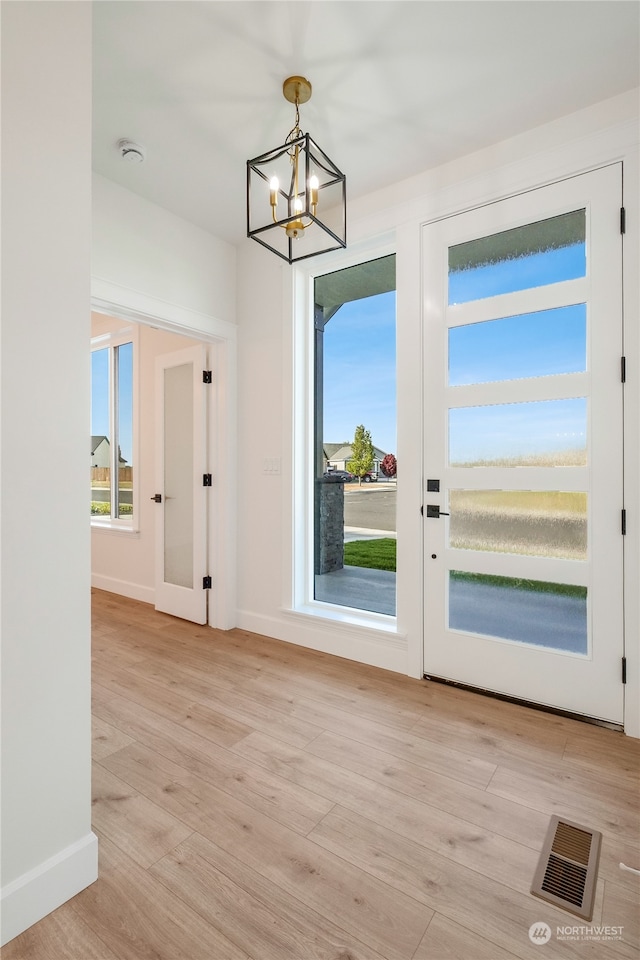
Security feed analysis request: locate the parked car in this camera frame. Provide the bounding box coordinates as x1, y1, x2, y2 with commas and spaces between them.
362, 472, 378, 482
323, 470, 354, 482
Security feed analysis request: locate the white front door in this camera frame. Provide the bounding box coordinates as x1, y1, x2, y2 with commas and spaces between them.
154, 345, 208, 624
423, 164, 624, 722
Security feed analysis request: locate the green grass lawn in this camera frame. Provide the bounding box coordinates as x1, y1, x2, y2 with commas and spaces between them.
450, 570, 586, 598
344, 538, 396, 572
343, 538, 583, 598
91, 502, 133, 515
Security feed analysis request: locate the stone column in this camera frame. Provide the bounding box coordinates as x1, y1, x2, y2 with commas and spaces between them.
314, 480, 345, 574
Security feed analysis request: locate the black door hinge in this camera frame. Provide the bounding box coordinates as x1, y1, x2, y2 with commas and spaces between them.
622, 657, 627, 684
203, 576, 212, 590
203, 370, 212, 383
622, 509, 627, 535
620, 207, 626, 234
621, 356, 626, 383
203, 473, 212, 487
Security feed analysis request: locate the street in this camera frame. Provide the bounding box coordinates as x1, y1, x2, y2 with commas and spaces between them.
344, 482, 396, 532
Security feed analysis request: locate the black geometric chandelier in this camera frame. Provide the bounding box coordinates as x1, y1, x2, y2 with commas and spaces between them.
247, 76, 346, 264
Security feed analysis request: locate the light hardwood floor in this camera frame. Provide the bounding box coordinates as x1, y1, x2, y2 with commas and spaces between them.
5, 589, 639, 960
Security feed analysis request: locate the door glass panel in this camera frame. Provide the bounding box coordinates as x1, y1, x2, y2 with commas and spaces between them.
449, 398, 587, 467
449, 490, 587, 560
164, 363, 193, 588
449, 571, 588, 654
448, 304, 586, 386
448, 209, 586, 305
116, 342, 133, 518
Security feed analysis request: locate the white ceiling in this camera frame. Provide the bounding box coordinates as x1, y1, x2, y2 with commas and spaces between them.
92, 1, 639, 246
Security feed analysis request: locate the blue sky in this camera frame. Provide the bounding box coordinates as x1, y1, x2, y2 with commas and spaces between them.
91, 343, 134, 465
448, 303, 586, 386
93, 235, 587, 469
449, 398, 587, 464
323, 290, 397, 455
322, 234, 587, 464
449, 244, 586, 304
448, 239, 587, 461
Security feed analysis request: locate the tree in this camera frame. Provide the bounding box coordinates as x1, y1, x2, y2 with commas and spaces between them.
347, 424, 374, 484
380, 453, 397, 479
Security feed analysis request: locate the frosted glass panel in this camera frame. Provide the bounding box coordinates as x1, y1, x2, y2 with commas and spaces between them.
448, 304, 586, 386
448, 209, 586, 305
449, 398, 587, 467
449, 490, 587, 560
164, 363, 193, 588
449, 571, 587, 653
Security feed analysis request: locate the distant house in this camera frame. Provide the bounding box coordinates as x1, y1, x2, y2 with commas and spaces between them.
91, 435, 127, 468
323, 443, 388, 477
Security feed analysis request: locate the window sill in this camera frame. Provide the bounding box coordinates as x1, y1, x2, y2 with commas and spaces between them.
91, 520, 140, 537
283, 601, 405, 640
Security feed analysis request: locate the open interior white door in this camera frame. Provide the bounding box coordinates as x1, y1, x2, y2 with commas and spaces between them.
154, 344, 208, 623
423, 164, 624, 723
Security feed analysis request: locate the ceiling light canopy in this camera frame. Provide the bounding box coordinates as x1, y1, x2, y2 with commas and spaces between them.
246, 76, 346, 264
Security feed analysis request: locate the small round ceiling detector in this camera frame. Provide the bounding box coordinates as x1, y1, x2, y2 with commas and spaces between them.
117, 139, 145, 163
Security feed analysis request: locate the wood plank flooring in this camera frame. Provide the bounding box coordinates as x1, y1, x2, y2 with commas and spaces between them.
5, 589, 639, 960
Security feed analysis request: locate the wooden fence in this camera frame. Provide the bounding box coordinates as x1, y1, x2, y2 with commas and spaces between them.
91, 467, 133, 483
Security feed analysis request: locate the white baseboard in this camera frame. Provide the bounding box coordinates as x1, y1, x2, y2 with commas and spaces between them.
236, 609, 408, 675
91, 572, 155, 605
1, 832, 98, 946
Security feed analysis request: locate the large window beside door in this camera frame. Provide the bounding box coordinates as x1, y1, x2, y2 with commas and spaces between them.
91, 333, 135, 524
313, 255, 397, 617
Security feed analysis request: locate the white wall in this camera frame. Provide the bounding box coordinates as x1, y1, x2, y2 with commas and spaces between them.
0, 1, 97, 944
91, 314, 202, 603
93, 174, 237, 331
91, 177, 239, 632
235, 91, 640, 733
236, 244, 290, 623
236, 236, 410, 673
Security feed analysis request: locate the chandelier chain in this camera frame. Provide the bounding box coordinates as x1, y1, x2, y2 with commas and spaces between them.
285, 97, 302, 158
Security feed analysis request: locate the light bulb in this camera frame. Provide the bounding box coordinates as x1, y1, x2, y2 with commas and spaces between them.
309, 175, 319, 210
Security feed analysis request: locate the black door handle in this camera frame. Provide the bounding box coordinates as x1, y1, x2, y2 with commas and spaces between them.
426, 505, 449, 518
150, 494, 162, 503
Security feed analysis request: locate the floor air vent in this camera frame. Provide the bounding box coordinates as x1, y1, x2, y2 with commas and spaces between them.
531, 815, 602, 920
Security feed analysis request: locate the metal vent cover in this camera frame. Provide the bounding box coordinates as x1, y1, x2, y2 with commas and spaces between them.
531, 815, 602, 920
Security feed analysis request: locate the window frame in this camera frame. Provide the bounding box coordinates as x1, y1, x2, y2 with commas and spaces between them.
90, 326, 139, 532
289, 237, 400, 631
